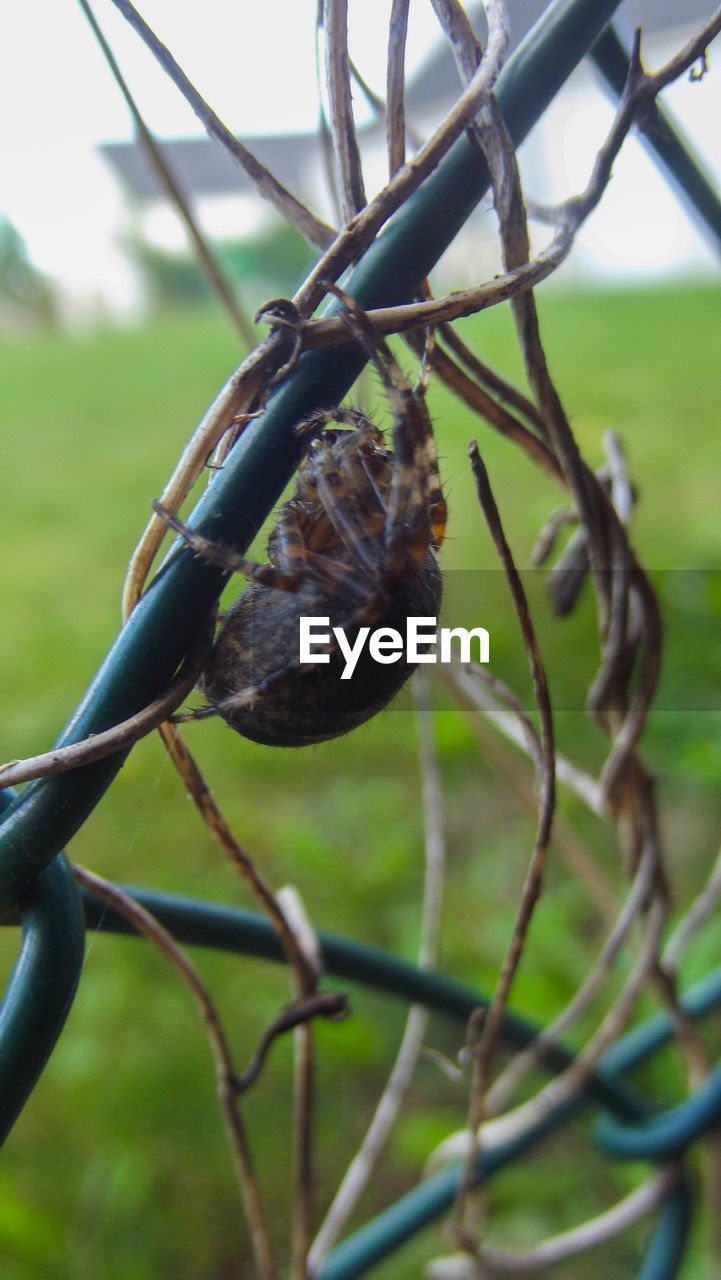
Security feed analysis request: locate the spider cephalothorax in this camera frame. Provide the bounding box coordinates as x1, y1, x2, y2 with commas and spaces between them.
154, 304, 446, 746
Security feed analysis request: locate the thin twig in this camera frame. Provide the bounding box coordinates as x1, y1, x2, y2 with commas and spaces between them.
292, 1015, 315, 1280
534, 882, 667, 1117
233, 993, 348, 1094
414, 672, 448, 970
386, 0, 410, 177
443, 667, 617, 922
314, 0, 342, 221
430, 0, 487, 86
458, 443, 555, 1238
557, 14, 721, 240
74, 865, 277, 1279
664, 845, 721, 973
156, 722, 321, 1278
603, 431, 634, 527
532, 506, 579, 566
309, 672, 447, 1271
460, 665, 545, 778
77, 0, 255, 345
297, 231, 571, 346
437, 320, 544, 435
429, 1165, 681, 1276
406, 327, 562, 481
0, 661, 201, 788
348, 54, 385, 119
431, 875, 668, 1190
322, 0, 367, 221
293, 0, 510, 315
349, 49, 424, 155
446, 664, 603, 815
485, 842, 659, 1115
120, 324, 295, 619
284, 891, 321, 1280
271, 891, 325, 1280
110, 0, 335, 249
462, 16, 666, 900
158, 722, 316, 994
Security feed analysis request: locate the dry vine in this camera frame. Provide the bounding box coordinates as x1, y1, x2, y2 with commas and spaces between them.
8, 1, 720, 1274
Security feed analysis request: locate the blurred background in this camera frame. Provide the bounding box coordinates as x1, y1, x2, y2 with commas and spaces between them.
1, 2, 720, 1276
2, 0, 719, 330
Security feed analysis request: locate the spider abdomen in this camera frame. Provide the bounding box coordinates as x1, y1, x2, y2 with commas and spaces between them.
203, 550, 442, 747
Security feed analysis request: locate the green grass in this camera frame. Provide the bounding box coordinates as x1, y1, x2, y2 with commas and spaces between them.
1, 282, 720, 1277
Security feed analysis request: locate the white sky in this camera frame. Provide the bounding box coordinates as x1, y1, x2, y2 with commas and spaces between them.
1, 2, 719, 316
0, 2, 438, 285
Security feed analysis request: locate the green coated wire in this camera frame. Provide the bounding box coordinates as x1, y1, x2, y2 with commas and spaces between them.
314, 955, 721, 1277
81, 884, 647, 1120
596, 1035, 721, 1161
81, 883, 714, 1280
0, 793, 84, 1145
1, 864, 699, 1270
638, 1176, 693, 1280
598, 1068, 721, 1161
601, 965, 721, 1074
590, 25, 721, 251
317, 965, 721, 1279
317, 969, 721, 1279
0, 0, 625, 907
595, 965, 721, 1161
2, 1, 716, 1272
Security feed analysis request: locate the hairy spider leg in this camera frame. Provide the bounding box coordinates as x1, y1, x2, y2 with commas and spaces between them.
289, 420, 391, 593
326, 286, 448, 553
421, 429, 447, 551
387, 396, 435, 575
365, 328, 447, 555
295, 405, 372, 440
152, 501, 304, 592
330, 296, 447, 571
345, 316, 433, 577
310, 434, 393, 582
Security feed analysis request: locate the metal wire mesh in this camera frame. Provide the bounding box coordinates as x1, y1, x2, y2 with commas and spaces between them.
2, 2, 721, 1275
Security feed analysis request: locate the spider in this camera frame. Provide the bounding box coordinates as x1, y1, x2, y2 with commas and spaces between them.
153, 299, 446, 747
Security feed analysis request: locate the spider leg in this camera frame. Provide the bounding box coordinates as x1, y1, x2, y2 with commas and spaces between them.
417, 421, 447, 552
295, 406, 370, 440
152, 501, 304, 591
299, 409, 431, 591
324, 286, 447, 572
370, 355, 446, 567
351, 327, 434, 578
362, 329, 446, 557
